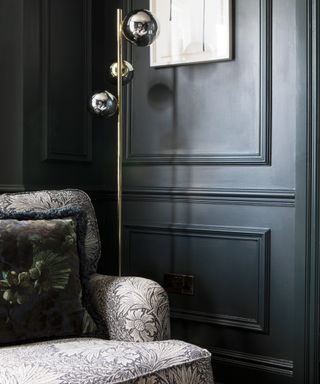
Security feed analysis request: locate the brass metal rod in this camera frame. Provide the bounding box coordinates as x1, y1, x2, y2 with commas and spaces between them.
117, 9, 123, 277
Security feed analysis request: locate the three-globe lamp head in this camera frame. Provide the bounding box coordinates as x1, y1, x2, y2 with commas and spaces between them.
90, 9, 159, 117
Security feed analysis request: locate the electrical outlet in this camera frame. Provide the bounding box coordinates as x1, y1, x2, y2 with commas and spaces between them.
164, 273, 194, 295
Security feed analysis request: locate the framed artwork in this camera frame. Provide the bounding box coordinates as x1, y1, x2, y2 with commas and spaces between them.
150, 0, 232, 67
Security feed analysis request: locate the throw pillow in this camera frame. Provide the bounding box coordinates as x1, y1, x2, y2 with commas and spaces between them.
0, 207, 96, 345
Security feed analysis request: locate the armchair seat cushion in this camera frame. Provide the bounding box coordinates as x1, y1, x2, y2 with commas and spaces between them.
0, 337, 213, 383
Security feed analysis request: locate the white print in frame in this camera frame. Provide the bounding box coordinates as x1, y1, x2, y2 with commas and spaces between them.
150, 0, 232, 67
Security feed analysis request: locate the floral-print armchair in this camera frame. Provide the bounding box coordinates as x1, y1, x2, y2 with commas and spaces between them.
0, 189, 214, 383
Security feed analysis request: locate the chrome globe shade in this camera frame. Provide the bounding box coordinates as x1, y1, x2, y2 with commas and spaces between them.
89, 91, 118, 117
122, 9, 159, 47
108, 60, 134, 85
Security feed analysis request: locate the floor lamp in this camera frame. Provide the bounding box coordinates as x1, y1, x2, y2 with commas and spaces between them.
89, 9, 160, 277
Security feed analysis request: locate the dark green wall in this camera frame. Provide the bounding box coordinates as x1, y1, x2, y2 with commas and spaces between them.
0, 0, 318, 383
21, 0, 122, 274
22, 0, 112, 190
0, 1, 24, 190
122, 0, 317, 383
0, 0, 121, 274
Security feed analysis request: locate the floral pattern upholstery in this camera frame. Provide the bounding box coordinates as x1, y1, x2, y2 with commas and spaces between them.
0, 190, 214, 383
89, 274, 171, 341
0, 338, 214, 383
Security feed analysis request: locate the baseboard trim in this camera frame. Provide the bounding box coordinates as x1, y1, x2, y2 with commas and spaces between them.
209, 347, 293, 376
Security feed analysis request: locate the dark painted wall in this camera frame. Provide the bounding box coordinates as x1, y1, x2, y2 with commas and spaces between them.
0, 0, 317, 383
0, 0, 121, 273
22, 0, 122, 274
122, 0, 302, 383
0, 1, 24, 189
22, 0, 113, 190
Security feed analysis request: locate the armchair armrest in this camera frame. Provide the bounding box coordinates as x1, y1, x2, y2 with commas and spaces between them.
88, 274, 171, 342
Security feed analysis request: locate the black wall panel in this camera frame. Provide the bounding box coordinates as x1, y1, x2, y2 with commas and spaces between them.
0, 1, 24, 190
125, 224, 271, 332
22, 0, 118, 191
126, 0, 271, 165
42, 0, 92, 162
123, 0, 296, 192
122, 0, 298, 383
0, 0, 120, 274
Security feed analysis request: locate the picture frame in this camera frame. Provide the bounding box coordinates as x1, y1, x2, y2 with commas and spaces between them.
150, 0, 232, 67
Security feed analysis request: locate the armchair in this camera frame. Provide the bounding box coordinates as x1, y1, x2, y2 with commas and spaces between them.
0, 189, 214, 383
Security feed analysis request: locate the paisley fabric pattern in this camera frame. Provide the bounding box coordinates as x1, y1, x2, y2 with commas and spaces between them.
0, 190, 101, 277
89, 274, 171, 341
0, 338, 214, 383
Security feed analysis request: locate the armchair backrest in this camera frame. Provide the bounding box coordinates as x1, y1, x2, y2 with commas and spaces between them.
0, 189, 101, 276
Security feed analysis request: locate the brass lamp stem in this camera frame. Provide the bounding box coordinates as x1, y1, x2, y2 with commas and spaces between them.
117, 9, 123, 277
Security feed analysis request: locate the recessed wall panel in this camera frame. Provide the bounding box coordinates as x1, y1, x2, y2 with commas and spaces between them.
42, 0, 92, 162
125, 224, 270, 332
125, 0, 271, 165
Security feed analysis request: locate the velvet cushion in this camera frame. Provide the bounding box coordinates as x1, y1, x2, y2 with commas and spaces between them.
0, 208, 96, 345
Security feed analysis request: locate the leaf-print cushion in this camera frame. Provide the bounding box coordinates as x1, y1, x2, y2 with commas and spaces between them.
0, 190, 101, 278
0, 217, 94, 345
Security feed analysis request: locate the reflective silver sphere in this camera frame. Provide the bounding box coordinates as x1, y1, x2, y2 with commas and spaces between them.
108, 60, 134, 85
122, 9, 159, 47
89, 91, 118, 117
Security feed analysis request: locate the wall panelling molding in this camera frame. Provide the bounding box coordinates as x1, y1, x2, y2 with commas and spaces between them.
41, 0, 92, 162
123, 187, 295, 207
125, 223, 271, 332
210, 347, 293, 377
124, 0, 272, 166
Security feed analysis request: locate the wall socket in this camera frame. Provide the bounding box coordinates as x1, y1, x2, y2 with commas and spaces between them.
163, 273, 194, 295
